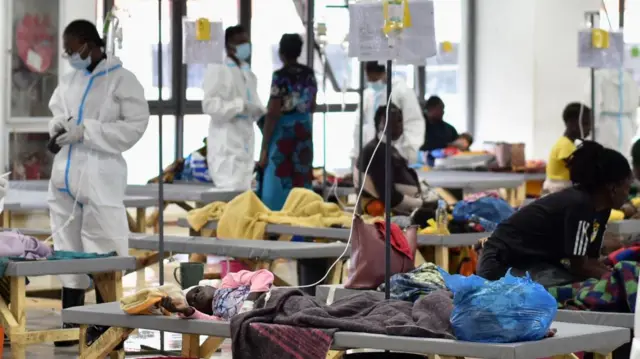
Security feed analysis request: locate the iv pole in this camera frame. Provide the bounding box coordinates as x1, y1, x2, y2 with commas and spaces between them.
384, 59, 392, 300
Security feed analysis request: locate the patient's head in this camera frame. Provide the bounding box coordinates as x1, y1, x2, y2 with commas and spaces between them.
454, 132, 474, 151
374, 104, 403, 141
186, 286, 216, 315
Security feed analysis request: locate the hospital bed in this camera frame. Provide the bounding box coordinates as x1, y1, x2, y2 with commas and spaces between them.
316, 285, 633, 359
606, 219, 640, 235
3, 189, 156, 232
61, 301, 629, 359
128, 234, 349, 286
1, 256, 135, 359
419, 170, 537, 206
176, 218, 487, 270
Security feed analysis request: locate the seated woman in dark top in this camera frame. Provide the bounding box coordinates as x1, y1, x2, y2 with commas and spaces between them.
356, 104, 433, 216
477, 141, 632, 287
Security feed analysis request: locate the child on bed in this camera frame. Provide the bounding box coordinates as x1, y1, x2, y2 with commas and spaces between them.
160, 269, 274, 320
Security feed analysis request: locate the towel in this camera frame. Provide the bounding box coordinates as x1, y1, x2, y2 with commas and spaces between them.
195, 188, 353, 240
231, 289, 454, 359
374, 221, 413, 260
120, 284, 184, 315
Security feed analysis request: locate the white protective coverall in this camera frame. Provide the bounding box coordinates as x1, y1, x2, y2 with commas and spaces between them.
590, 69, 639, 156
202, 57, 265, 190
48, 57, 149, 289
350, 78, 424, 165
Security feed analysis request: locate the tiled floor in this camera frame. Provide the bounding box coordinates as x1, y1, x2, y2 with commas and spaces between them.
5, 209, 296, 358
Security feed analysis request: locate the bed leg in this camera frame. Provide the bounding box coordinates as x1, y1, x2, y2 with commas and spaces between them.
136, 207, 147, 233
199, 336, 225, 358
93, 271, 124, 302
594, 353, 613, 359
434, 246, 449, 272
182, 333, 200, 357
79, 327, 132, 359
79, 325, 88, 354
326, 350, 344, 359
328, 260, 344, 285
9, 276, 26, 359
2, 210, 11, 228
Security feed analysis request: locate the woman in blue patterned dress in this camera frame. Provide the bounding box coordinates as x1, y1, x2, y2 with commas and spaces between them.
257, 33, 318, 210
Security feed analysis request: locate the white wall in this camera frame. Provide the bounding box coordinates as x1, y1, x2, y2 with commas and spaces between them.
475, 0, 600, 160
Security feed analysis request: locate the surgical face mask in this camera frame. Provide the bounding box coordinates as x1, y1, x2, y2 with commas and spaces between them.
368, 80, 385, 92
68, 45, 91, 70
235, 43, 251, 61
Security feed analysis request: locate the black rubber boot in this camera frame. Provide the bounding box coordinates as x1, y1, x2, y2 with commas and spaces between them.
85, 286, 124, 350
55, 287, 86, 347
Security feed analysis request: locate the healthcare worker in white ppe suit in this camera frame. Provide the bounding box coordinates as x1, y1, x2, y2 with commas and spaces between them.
202, 25, 265, 190
350, 61, 424, 172
47, 20, 149, 347
589, 69, 639, 157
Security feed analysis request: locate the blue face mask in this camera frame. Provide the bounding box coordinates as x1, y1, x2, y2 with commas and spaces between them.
235, 43, 251, 61
68, 52, 91, 70
368, 80, 385, 92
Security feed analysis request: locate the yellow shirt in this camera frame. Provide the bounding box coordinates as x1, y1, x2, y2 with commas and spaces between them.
546, 136, 576, 181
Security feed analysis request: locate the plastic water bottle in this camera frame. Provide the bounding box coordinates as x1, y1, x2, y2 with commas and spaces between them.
435, 200, 448, 234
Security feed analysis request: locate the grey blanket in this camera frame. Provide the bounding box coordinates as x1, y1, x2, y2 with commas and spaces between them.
230, 288, 454, 359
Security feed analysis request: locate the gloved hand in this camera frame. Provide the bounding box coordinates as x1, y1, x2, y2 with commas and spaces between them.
0, 177, 8, 201
56, 123, 85, 146
246, 102, 266, 117
49, 116, 71, 137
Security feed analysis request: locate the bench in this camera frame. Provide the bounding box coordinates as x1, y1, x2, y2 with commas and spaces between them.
62, 301, 629, 359
0, 256, 136, 359
129, 234, 349, 286
176, 218, 487, 271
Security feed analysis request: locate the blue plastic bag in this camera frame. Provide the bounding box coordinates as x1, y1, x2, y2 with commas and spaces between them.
439, 268, 557, 343
452, 196, 514, 228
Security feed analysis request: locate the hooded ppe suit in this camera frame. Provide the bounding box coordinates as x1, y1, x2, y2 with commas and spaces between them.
589, 69, 639, 156
350, 78, 424, 165
202, 57, 265, 190
47, 57, 149, 289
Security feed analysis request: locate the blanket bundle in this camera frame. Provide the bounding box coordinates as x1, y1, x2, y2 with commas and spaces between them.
188, 188, 352, 239
547, 261, 638, 312
230, 289, 454, 359
120, 284, 185, 315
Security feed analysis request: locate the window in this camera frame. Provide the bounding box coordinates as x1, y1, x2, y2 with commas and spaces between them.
114, 0, 172, 100
251, 0, 306, 103
601, 0, 640, 86
425, 0, 464, 131
10, 0, 60, 118
123, 116, 176, 184
185, 0, 238, 101
312, 112, 356, 170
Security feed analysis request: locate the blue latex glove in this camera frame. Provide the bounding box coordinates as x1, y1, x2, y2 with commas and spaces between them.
56, 123, 84, 146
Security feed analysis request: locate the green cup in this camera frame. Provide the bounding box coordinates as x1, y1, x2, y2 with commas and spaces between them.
173, 262, 205, 290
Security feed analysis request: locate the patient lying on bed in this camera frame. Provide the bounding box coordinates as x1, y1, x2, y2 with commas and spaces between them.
161, 269, 274, 320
